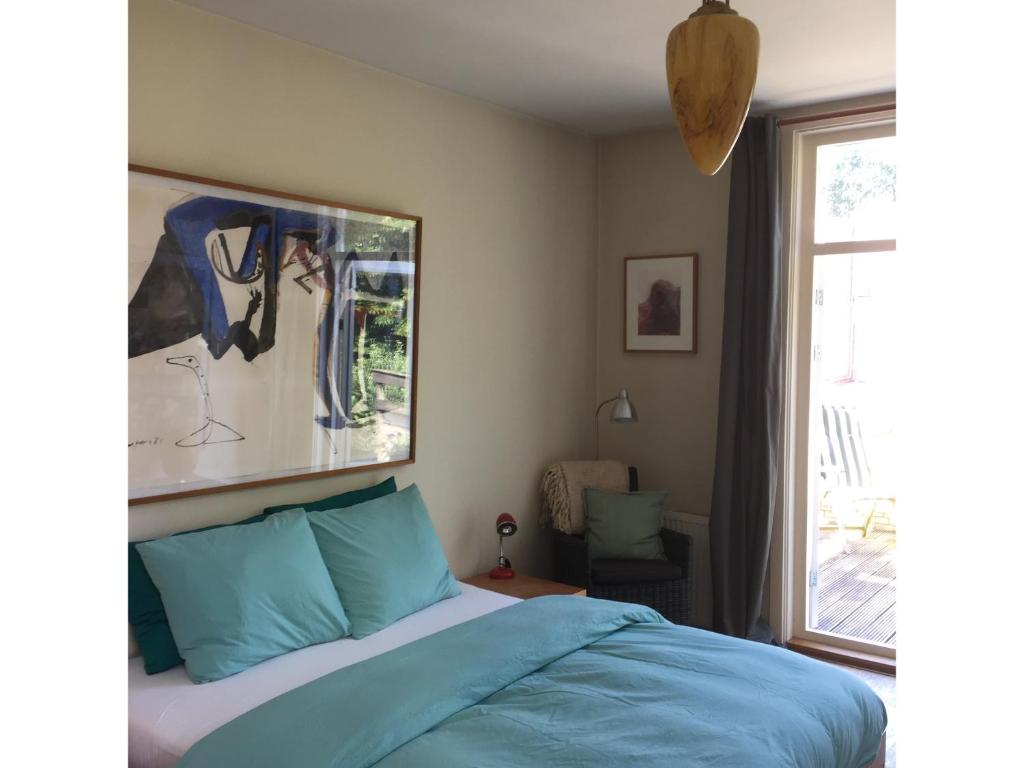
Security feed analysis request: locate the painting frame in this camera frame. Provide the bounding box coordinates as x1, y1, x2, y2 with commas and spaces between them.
623, 253, 698, 353
127, 164, 422, 505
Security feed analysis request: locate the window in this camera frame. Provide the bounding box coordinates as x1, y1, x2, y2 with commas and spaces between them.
773, 114, 897, 661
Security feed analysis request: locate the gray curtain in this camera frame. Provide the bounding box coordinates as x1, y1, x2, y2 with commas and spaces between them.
709, 115, 783, 641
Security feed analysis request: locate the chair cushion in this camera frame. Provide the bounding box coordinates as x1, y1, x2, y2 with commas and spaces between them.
584, 488, 667, 560
590, 558, 683, 585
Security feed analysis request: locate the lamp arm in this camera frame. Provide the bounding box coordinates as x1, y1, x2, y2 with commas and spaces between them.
594, 397, 618, 419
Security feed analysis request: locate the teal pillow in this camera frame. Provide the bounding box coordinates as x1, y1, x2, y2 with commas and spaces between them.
262, 476, 397, 516
129, 514, 264, 675
136, 510, 350, 683
585, 488, 668, 560
307, 484, 461, 639
130, 477, 396, 675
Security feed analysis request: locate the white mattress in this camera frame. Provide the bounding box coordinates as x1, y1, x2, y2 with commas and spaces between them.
129, 583, 518, 768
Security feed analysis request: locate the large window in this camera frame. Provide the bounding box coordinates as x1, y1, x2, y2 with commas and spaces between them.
776, 116, 897, 660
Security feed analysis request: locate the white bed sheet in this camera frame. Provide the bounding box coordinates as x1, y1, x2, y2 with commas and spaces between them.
129, 583, 518, 768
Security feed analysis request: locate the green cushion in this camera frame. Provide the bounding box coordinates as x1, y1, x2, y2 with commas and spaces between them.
136, 510, 349, 683
584, 488, 668, 560
129, 476, 397, 675
307, 484, 461, 639
262, 476, 397, 516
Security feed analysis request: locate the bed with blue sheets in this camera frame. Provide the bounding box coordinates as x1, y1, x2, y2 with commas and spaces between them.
168, 595, 886, 768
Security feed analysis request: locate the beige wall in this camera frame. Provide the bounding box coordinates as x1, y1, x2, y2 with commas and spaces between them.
128, 0, 598, 579
595, 129, 731, 517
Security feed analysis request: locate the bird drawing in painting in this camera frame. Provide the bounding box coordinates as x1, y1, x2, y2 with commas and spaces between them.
165, 355, 245, 447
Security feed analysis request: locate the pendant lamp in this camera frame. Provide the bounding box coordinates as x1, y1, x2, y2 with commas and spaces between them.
666, 0, 759, 176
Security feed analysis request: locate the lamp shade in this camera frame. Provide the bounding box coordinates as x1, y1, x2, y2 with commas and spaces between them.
495, 513, 518, 537
666, 1, 759, 176
609, 389, 638, 423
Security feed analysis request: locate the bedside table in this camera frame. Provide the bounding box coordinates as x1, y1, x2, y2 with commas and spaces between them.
464, 572, 586, 599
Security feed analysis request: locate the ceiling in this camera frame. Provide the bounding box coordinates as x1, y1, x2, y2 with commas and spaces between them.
178, 0, 895, 135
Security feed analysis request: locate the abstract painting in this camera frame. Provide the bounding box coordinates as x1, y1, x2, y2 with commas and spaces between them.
624, 254, 697, 352
128, 166, 420, 503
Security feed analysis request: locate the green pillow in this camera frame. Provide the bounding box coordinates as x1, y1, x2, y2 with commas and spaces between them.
136, 510, 349, 683
130, 476, 397, 675
262, 476, 397, 516
585, 488, 668, 560
307, 484, 461, 639
129, 514, 264, 675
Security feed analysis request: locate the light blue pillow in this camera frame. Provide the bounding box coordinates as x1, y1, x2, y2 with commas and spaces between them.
307, 484, 461, 638
136, 509, 350, 683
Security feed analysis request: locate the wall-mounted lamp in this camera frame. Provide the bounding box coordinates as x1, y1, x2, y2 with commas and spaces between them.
595, 388, 638, 423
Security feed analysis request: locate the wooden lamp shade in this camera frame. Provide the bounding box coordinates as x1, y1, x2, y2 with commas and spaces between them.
666, 1, 759, 176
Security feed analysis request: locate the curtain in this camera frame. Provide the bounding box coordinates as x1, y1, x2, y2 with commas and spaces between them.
709, 116, 783, 641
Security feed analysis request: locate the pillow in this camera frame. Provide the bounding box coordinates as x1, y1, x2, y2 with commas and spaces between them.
262, 476, 397, 516
128, 514, 264, 675
129, 477, 397, 675
136, 510, 349, 683
584, 488, 668, 560
307, 484, 460, 638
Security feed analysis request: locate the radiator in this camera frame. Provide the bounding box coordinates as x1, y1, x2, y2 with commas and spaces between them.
663, 511, 712, 629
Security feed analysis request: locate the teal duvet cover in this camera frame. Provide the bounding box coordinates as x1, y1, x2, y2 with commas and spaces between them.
179, 597, 886, 768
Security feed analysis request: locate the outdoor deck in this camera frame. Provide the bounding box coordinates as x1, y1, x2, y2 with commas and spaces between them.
814, 532, 896, 645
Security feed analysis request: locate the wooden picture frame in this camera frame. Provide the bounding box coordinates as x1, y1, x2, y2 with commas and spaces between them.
128, 165, 421, 504
623, 253, 698, 353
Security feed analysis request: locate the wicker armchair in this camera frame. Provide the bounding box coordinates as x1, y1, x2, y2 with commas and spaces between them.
551, 467, 692, 625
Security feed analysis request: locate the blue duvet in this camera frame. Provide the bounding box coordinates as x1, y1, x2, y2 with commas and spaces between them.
179, 597, 886, 767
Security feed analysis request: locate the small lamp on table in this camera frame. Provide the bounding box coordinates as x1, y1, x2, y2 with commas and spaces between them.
489, 513, 518, 579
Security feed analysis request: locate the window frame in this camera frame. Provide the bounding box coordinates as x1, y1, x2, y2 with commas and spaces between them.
770, 109, 897, 659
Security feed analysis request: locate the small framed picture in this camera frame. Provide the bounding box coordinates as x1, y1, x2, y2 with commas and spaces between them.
624, 253, 698, 352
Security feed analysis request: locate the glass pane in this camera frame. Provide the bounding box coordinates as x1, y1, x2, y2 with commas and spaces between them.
806, 250, 897, 647
814, 136, 896, 243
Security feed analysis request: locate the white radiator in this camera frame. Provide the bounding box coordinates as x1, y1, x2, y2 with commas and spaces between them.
663, 511, 712, 629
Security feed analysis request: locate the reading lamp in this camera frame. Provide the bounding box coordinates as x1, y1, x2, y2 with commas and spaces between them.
489, 513, 518, 580
595, 388, 638, 423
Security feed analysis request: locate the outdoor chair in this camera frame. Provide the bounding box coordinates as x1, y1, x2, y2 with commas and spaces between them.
818, 404, 896, 539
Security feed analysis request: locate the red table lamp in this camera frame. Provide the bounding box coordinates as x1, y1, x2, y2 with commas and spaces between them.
489, 513, 518, 579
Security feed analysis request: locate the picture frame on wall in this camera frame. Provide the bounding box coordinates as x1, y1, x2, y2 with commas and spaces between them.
128, 165, 421, 504
623, 253, 698, 353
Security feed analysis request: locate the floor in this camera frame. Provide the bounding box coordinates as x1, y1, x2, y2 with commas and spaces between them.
814, 531, 896, 645
839, 665, 897, 767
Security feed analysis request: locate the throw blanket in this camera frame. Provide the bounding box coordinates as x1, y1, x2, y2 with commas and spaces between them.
179, 598, 886, 768
540, 460, 629, 533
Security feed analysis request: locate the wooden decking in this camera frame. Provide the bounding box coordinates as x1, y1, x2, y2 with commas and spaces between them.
814, 533, 896, 645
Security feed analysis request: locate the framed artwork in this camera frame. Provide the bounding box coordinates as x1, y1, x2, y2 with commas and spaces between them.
623, 253, 698, 352
128, 166, 421, 504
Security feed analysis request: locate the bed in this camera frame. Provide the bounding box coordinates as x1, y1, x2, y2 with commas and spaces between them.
130, 583, 886, 768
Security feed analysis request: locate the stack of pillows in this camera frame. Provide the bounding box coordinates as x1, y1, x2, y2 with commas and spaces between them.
128, 479, 461, 684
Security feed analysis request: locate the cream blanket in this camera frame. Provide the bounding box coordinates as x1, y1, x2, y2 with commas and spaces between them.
539, 460, 629, 534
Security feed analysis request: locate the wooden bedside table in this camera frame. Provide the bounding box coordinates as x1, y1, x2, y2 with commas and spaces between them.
464, 572, 586, 599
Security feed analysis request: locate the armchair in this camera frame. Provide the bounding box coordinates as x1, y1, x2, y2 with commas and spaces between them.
550, 467, 691, 625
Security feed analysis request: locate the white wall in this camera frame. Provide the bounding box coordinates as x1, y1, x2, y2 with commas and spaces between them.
128, 0, 598, 579
595, 129, 731, 517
